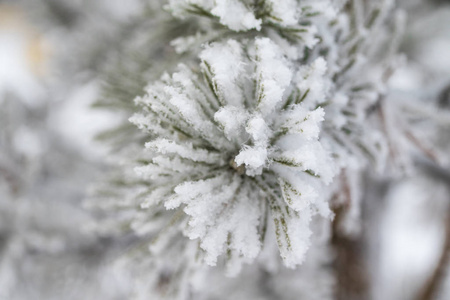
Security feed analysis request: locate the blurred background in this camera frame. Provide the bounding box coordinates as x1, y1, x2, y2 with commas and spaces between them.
0, 0, 449, 299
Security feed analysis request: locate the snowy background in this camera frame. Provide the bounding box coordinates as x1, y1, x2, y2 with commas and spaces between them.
1, 0, 450, 299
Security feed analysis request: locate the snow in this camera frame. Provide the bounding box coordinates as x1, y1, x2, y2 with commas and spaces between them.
255, 38, 293, 116
211, 0, 262, 31
214, 105, 248, 141
130, 35, 339, 269
200, 40, 245, 107
145, 138, 224, 164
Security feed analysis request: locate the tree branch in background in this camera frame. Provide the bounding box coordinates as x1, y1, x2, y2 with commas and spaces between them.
331, 172, 370, 300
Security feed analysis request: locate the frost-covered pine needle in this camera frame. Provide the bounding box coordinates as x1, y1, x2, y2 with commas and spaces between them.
130, 37, 337, 273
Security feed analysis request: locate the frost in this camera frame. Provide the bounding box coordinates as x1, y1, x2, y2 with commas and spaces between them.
265, 0, 298, 27
96, 0, 414, 296
165, 0, 333, 48
234, 146, 268, 176
214, 105, 248, 141
246, 115, 270, 143
297, 57, 329, 108
210, 0, 262, 31
281, 107, 325, 140
166, 0, 261, 31
131, 38, 337, 269
145, 138, 225, 164
255, 38, 293, 116
200, 40, 246, 107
